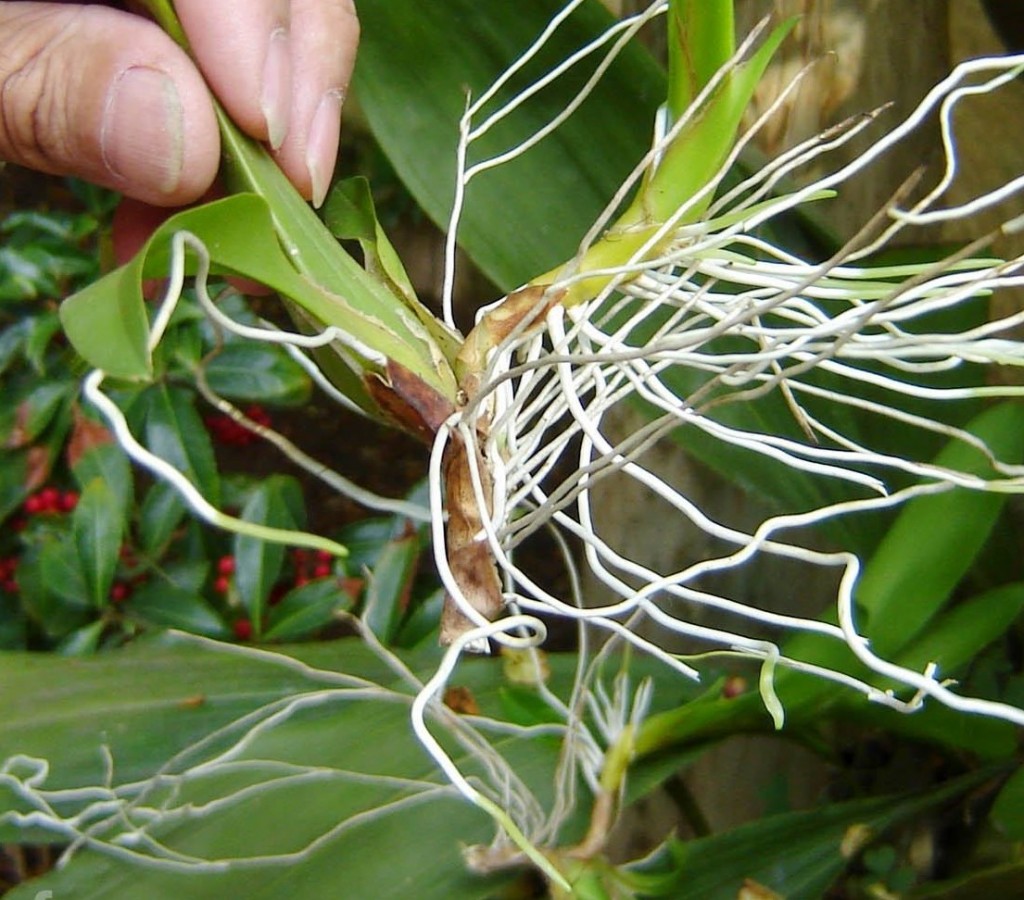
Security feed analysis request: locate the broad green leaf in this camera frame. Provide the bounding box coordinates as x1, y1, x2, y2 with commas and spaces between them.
0, 636, 569, 899
854, 402, 1024, 657
127, 580, 231, 639
140, 383, 220, 505
22, 308, 62, 372
0, 378, 72, 448
202, 342, 312, 406
263, 579, 353, 642
990, 765, 1024, 840
233, 476, 304, 636
61, 192, 456, 404
15, 537, 92, 638
666, 768, 997, 899
361, 531, 420, 644
138, 479, 187, 556
56, 619, 106, 655
355, 0, 664, 292
894, 583, 1024, 679
392, 586, 445, 649
71, 441, 134, 516
72, 478, 125, 607
215, 112, 458, 400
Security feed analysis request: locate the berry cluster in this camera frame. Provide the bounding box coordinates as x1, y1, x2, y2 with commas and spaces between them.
214, 549, 345, 642
204, 405, 272, 447
212, 554, 236, 595
291, 547, 335, 587
23, 486, 79, 516
0, 557, 18, 594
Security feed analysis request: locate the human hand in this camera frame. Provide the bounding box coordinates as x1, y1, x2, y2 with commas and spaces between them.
0, 1, 359, 208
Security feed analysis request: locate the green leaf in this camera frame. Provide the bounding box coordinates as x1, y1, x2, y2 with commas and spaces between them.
61, 192, 456, 403
361, 531, 419, 644
854, 403, 1024, 657
666, 769, 996, 899
127, 580, 231, 639
233, 476, 304, 636
141, 384, 220, 505
15, 536, 92, 638
621, 18, 795, 228
0, 378, 73, 448
73, 478, 126, 607
667, 0, 735, 118
138, 479, 187, 556
894, 583, 1024, 679
71, 441, 134, 516
263, 579, 353, 642
215, 115, 458, 400
355, 0, 664, 291
322, 176, 416, 301
202, 342, 312, 406
0, 636, 565, 898
990, 765, 1024, 840
56, 620, 106, 656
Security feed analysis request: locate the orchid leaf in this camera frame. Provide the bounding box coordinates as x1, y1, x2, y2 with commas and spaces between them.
354, 0, 664, 293
61, 194, 454, 404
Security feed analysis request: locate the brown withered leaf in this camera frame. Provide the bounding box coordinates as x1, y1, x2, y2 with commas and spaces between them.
24, 445, 52, 493
366, 360, 456, 443
66, 405, 114, 469
5, 403, 31, 449
442, 685, 480, 715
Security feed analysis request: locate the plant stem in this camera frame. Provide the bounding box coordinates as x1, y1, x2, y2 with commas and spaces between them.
667, 0, 736, 122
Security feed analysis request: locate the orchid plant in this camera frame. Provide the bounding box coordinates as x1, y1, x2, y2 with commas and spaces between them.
3, 1, 1024, 896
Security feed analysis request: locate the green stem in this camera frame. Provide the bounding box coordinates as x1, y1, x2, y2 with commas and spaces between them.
667, 0, 736, 122
135, 0, 190, 48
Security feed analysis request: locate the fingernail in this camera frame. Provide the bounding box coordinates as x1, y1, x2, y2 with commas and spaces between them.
306, 90, 343, 208
101, 67, 184, 196
261, 27, 291, 149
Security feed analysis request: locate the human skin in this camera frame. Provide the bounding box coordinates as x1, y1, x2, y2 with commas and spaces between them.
0, 0, 360, 209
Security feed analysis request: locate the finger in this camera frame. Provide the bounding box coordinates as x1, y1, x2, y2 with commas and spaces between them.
272, 0, 360, 206
0, 3, 219, 206
175, 0, 292, 148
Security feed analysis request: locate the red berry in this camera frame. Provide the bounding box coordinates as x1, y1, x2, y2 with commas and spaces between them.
313, 562, 332, 579
294, 575, 310, 588
233, 619, 253, 641
216, 555, 236, 575
246, 404, 271, 427
110, 582, 130, 603
59, 491, 79, 512
292, 548, 308, 565
24, 495, 44, 515
2, 579, 17, 594
39, 487, 60, 511
213, 575, 231, 594
314, 549, 333, 564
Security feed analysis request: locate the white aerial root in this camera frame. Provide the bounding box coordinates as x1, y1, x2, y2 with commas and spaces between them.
434, 14, 1024, 822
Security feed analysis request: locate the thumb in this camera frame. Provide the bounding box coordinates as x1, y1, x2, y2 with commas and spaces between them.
0, 3, 219, 206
